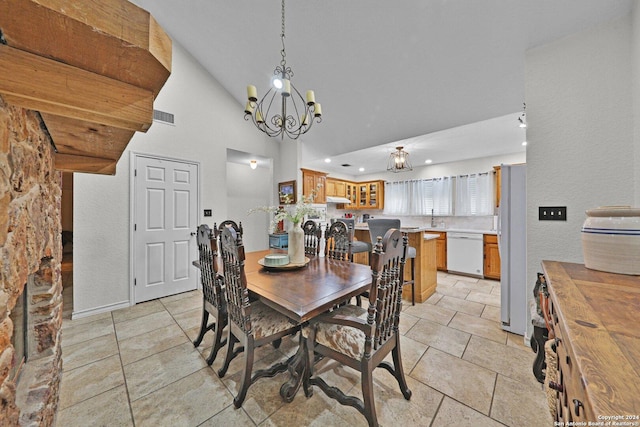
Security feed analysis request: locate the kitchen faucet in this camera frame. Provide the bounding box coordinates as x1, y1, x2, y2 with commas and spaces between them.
431, 209, 436, 227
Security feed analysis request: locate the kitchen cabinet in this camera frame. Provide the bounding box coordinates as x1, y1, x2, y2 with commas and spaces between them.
325, 178, 347, 198
344, 182, 358, 209
307, 170, 382, 210
425, 231, 447, 271
357, 180, 384, 210
301, 168, 327, 204
483, 234, 500, 279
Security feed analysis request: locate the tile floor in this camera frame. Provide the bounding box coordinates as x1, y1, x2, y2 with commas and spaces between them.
57, 259, 553, 427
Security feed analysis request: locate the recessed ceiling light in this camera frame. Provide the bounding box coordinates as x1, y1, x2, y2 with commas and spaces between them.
425, 159, 433, 164
522, 141, 527, 146
359, 167, 365, 172
324, 158, 331, 163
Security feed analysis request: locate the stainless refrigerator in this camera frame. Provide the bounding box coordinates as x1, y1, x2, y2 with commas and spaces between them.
498, 163, 527, 335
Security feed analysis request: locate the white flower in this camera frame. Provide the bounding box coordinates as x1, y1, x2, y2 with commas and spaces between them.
249, 189, 319, 231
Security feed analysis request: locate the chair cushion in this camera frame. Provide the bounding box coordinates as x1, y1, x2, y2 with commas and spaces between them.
407, 245, 416, 259
305, 304, 368, 359
352, 240, 372, 254
250, 300, 297, 340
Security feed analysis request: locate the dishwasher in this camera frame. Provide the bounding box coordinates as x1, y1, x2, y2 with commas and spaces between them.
446, 232, 484, 277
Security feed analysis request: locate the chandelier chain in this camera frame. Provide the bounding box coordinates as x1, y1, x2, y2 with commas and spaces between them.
280, 0, 287, 67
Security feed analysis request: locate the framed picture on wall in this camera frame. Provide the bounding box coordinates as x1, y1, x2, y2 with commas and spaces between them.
278, 180, 296, 204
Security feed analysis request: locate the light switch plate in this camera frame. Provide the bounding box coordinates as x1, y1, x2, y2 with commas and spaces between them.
539, 206, 566, 221
204, 209, 212, 217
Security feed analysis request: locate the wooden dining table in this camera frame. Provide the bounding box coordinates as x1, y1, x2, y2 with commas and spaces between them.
195, 249, 372, 401
243, 250, 372, 322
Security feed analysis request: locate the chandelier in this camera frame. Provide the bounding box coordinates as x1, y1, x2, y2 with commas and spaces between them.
387, 146, 413, 173
244, 0, 322, 140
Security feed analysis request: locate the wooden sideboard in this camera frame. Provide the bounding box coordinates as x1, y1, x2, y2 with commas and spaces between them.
541, 261, 640, 423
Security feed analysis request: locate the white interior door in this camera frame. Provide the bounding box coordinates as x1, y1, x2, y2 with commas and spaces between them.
133, 155, 198, 303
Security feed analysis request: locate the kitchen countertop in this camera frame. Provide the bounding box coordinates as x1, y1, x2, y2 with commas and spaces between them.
425, 227, 498, 235
353, 223, 497, 235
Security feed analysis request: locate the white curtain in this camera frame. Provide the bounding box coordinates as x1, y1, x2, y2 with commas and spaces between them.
384, 178, 453, 215
432, 177, 453, 215
454, 172, 494, 216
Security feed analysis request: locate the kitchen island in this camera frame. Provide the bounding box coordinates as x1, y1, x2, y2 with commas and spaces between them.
354, 224, 438, 303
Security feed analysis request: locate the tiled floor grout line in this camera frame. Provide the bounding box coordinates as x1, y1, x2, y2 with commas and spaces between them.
109, 311, 138, 427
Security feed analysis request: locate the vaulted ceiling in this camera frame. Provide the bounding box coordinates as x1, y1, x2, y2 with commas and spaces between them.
131, 0, 633, 175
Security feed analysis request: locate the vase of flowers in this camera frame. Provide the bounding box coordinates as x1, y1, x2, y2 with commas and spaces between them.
250, 189, 319, 265
287, 221, 305, 264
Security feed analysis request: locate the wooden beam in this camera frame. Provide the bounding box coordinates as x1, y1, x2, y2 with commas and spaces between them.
0, 44, 153, 132
41, 113, 135, 161
55, 153, 117, 175
0, 0, 171, 95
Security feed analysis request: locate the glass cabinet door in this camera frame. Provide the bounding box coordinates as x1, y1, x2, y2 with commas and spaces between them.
359, 184, 367, 207
368, 182, 377, 207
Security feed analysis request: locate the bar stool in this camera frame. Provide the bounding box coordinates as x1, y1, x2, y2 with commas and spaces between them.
340, 218, 372, 262
367, 218, 416, 305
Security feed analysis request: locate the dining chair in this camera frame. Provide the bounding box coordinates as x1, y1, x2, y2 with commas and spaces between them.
215, 225, 300, 408
302, 220, 322, 256
367, 218, 417, 305
340, 218, 372, 262
324, 220, 352, 261
217, 219, 243, 236
192, 224, 228, 366
305, 229, 412, 427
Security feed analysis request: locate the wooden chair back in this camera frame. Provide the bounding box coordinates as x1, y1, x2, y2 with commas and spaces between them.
324, 220, 351, 261
196, 224, 224, 310
366, 228, 407, 355
217, 220, 243, 237
302, 220, 322, 256
216, 223, 252, 335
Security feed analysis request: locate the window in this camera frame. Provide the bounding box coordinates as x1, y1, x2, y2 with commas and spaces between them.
384, 178, 452, 215
454, 172, 494, 216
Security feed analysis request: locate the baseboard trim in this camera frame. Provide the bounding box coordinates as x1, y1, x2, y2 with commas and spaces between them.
71, 300, 131, 319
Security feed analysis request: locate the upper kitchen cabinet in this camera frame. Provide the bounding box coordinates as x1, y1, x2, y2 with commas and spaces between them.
325, 178, 347, 198
301, 168, 327, 203
344, 182, 358, 209
305, 170, 383, 209
357, 181, 384, 209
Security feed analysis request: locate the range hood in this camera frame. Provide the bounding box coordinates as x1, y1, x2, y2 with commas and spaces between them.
326, 196, 352, 204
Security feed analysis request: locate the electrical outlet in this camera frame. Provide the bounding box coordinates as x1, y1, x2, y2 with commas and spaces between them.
204, 209, 212, 217
539, 206, 566, 221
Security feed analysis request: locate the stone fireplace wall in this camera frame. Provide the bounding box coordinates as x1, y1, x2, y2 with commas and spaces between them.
0, 95, 63, 426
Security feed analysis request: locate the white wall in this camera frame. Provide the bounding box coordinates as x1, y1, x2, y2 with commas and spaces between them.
634, 1, 640, 206
72, 41, 281, 316
525, 13, 636, 335
226, 161, 272, 252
